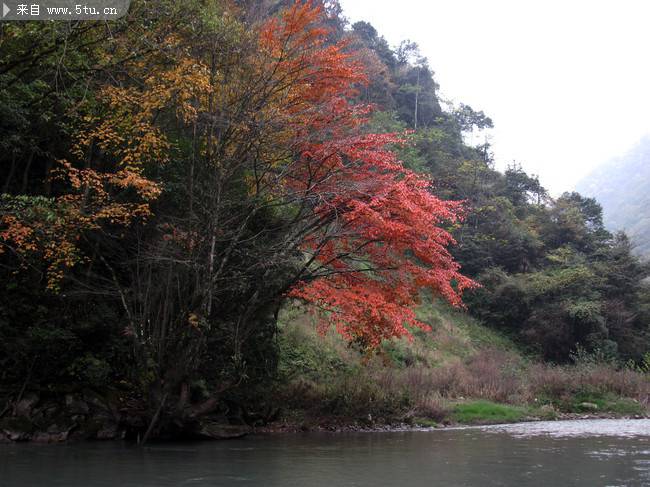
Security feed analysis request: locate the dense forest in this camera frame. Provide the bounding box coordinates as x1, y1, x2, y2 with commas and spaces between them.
577, 136, 650, 258
1, 0, 648, 442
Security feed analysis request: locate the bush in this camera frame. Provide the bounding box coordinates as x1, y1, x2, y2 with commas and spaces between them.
528, 363, 649, 410
413, 393, 449, 422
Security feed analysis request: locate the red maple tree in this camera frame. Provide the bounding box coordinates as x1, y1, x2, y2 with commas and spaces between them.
262, 1, 477, 348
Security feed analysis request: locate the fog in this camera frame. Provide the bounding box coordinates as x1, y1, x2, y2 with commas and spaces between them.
340, 0, 650, 195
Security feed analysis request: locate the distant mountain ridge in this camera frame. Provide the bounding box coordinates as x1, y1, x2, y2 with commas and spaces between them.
576, 136, 650, 258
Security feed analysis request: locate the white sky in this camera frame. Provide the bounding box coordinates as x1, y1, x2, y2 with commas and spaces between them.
339, 0, 650, 195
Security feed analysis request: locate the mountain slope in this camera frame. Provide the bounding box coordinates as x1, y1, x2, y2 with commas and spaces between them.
576, 136, 650, 258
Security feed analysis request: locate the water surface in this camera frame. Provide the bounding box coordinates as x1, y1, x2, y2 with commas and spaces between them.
1, 419, 649, 486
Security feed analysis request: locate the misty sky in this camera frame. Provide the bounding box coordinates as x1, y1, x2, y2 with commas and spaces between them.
339, 0, 650, 195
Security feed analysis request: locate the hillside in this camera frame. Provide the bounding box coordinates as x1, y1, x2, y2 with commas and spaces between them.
1, 0, 648, 442
576, 136, 650, 258
271, 301, 648, 429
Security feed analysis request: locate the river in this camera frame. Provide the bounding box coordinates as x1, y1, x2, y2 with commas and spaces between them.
1, 419, 649, 486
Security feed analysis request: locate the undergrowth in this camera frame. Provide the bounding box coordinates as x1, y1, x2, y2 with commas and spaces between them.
274, 302, 650, 427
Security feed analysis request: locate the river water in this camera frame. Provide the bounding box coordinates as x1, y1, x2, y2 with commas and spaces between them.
1, 419, 649, 486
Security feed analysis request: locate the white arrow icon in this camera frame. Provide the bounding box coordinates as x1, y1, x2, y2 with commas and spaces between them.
2, 3, 9, 17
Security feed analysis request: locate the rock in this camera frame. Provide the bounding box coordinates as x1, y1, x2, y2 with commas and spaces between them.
192, 422, 250, 440
4, 429, 30, 442
579, 402, 599, 411
0, 417, 35, 441
96, 423, 119, 440
46, 431, 69, 443
47, 423, 65, 434
32, 432, 49, 443
65, 395, 89, 415
32, 431, 66, 443
14, 392, 39, 418
37, 403, 60, 422
82, 389, 112, 415
34, 423, 73, 443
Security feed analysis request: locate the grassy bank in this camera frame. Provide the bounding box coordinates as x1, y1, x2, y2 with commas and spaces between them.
270, 301, 650, 430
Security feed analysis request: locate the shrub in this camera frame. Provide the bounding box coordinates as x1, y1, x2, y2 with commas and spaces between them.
413, 393, 449, 422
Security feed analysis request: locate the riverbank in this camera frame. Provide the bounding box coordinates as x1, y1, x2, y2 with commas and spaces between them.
1, 302, 647, 444
268, 304, 649, 434
257, 408, 650, 434
1, 399, 648, 444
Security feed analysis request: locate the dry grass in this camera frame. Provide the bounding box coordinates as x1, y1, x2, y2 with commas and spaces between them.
412, 392, 449, 422
373, 348, 526, 405
276, 303, 649, 425
528, 363, 650, 406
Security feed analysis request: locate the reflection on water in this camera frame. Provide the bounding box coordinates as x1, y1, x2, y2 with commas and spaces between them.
1, 419, 649, 487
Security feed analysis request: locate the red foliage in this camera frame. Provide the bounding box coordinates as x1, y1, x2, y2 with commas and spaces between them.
288, 132, 476, 348
265, 2, 477, 348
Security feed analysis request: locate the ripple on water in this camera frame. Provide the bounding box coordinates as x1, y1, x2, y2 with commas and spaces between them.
480, 419, 650, 438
